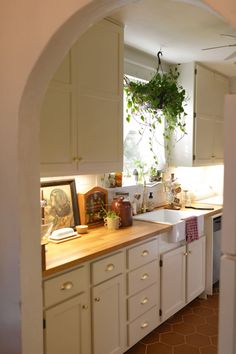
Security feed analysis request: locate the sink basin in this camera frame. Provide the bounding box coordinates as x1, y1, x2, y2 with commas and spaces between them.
133, 209, 204, 243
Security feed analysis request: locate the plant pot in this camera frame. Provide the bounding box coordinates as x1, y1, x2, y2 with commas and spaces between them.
104, 216, 121, 230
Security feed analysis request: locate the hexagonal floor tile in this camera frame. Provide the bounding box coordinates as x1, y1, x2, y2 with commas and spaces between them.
186, 333, 211, 347
196, 324, 218, 336
160, 332, 185, 346
146, 342, 172, 354
200, 345, 217, 354
173, 344, 200, 354
173, 322, 196, 335
183, 313, 206, 326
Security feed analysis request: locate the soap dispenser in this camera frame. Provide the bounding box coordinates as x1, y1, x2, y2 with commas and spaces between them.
147, 192, 155, 211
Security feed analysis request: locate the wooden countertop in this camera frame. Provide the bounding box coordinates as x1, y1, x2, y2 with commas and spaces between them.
43, 220, 172, 277
43, 204, 223, 277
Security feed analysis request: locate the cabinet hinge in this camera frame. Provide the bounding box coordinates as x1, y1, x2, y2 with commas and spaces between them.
193, 154, 196, 161
159, 309, 162, 317
194, 112, 196, 118
43, 318, 46, 329
195, 68, 197, 75
159, 259, 163, 267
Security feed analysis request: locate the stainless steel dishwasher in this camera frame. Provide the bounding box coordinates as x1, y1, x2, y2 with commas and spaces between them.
213, 214, 222, 284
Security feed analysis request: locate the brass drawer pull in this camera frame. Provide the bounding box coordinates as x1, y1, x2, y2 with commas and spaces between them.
141, 321, 149, 329
60, 281, 73, 291
82, 304, 88, 310
183, 252, 188, 256
141, 273, 149, 280
142, 250, 149, 257
94, 297, 101, 302
141, 297, 149, 305
106, 263, 115, 272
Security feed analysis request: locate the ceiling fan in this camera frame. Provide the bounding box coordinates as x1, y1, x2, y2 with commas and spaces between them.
202, 34, 236, 60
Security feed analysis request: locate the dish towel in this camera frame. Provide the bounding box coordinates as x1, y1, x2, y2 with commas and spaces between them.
185, 216, 199, 243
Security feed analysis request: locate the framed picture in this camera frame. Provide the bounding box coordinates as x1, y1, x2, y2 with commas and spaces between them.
78, 186, 108, 227
40, 179, 79, 230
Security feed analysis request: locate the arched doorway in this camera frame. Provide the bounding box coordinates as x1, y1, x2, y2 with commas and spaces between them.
1, 0, 235, 353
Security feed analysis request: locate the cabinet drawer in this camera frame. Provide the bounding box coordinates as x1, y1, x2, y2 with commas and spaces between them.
128, 306, 159, 347
128, 283, 159, 322
44, 265, 88, 308
128, 260, 158, 295
91, 252, 124, 285
128, 239, 158, 270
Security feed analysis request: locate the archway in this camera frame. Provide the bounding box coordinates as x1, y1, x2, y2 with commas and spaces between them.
1, 0, 234, 353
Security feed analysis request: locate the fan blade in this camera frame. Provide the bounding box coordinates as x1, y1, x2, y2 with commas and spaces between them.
202, 44, 236, 50
224, 50, 236, 60
220, 34, 236, 39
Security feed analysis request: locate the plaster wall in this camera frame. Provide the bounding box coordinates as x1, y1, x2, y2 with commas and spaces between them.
0, 0, 235, 354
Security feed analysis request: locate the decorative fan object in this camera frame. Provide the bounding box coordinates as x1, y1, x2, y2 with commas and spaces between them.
202, 34, 236, 60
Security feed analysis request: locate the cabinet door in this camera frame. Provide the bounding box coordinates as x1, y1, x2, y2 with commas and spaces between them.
40, 53, 77, 177
92, 275, 125, 354
195, 64, 216, 117
187, 237, 206, 303
73, 19, 123, 174
213, 120, 224, 160
160, 245, 186, 321
194, 115, 214, 162
44, 292, 91, 354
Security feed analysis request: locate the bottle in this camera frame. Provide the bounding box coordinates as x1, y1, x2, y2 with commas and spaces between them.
147, 191, 155, 211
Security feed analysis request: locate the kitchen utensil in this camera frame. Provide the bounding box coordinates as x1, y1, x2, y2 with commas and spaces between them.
185, 206, 214, 210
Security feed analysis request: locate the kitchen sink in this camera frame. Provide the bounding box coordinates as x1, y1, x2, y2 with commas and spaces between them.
133, 209, 204, 243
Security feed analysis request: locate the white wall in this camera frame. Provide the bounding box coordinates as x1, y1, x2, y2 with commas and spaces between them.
124, 45, 170, 80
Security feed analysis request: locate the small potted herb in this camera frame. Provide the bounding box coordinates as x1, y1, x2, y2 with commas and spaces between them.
100, 205, 121, 230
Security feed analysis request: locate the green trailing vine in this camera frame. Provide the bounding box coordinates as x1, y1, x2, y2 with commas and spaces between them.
124, 65, 187, 166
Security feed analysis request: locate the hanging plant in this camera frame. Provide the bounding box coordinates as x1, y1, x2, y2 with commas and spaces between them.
124, 55, 187, 166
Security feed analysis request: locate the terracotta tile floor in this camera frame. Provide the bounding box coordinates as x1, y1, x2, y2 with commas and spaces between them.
125, 286, 219, 354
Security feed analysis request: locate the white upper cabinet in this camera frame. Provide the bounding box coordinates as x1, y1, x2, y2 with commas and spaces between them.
170, 63, 229, 167
40, 19, 123, 177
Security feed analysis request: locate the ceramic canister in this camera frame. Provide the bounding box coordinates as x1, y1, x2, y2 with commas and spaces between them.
111, 196, 133, 227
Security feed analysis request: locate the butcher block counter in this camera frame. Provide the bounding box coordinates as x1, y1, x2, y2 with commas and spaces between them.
43, 220, 172, 277
43, 204, 223, 277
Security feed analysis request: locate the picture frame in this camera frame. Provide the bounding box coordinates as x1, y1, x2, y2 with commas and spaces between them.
40, 179, 79, 230
78, 186, 108, 228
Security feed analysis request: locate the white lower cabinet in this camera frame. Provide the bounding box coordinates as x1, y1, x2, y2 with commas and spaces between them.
43, 264, 91, 354
160, 236, 206, 322
187, 236, 206, 303
126, 239, 160, 349
92, 275, 125, 354
44, 292, 91, 354
160, 245, 186, 321
43, 235, 207, 354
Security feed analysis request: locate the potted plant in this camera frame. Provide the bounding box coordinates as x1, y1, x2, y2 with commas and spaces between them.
124, 66, 187, 165
100, 205, 121, 230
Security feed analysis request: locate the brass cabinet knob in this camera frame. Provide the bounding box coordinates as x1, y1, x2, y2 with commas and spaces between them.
141, 250, 149, 257
60, 281, 73, 291
106, 263, 115, 272
94, 297, 101, 302
140, 297, 149, 305
141, 273, 149, 280
82, 304, 88, 310
141, 321, 149, 329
